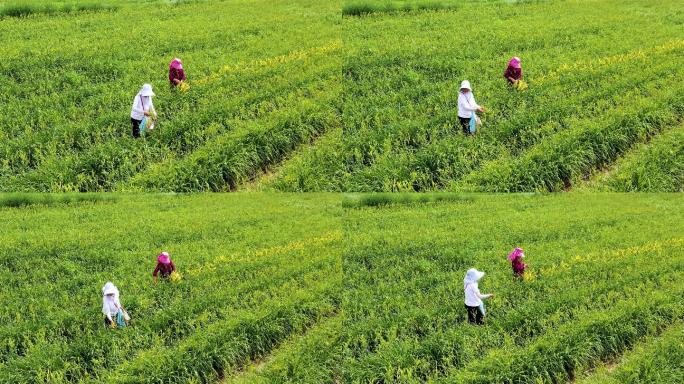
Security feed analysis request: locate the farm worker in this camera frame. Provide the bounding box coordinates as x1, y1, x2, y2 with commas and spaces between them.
508, 247, 527, 277
169, 58, 186, 87
153, 251, 176, 284
504, 56, 523, 84
463, 268, 493, 325
102, 282, 128, 328
130, 83, 157, 138
457, 80, 485, 136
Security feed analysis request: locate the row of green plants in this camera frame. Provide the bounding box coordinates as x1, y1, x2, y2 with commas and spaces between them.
593, 122, 684, 192
341, 192, 473, 208
229, 314, 343, 383
342, 1, 453, 16
577, 322, 684, 384
0, 1, 117, 18
0, 192, 116, 207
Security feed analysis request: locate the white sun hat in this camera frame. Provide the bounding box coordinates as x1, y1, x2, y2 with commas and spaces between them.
140, 83, 155, 97
464, 268, 485, 287
460, 80, 471, 90
102, 281, 119, 296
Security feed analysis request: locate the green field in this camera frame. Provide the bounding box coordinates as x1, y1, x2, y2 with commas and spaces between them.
342, 193, 684, 382
3, 193, 684, 382
0, 0, 340, 192
2, 0, 684, 382
2, 0, 684, 192
269, 0, 684, 192
0, 194, 341, 383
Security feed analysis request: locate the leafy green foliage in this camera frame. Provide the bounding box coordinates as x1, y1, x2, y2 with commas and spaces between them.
577, 322, 684, 384
342, 193, 684, 382
0, 192, 116, 207
0, 194, 341, 383
0, 0, 339, 192
594, 122, 684, 192
0, 1, 117, 18
326, 0, 684, 192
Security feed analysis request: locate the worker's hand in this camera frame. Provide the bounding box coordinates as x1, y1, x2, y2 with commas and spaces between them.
110, 323, 117, 329
144, 111, 151, 117
477, 107, 485, 113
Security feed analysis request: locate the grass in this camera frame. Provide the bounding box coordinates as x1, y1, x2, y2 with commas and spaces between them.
342, 192, 474, 208
342, 1, 449, 16
591, 122, 684, 192
0, 192, 117, 207
0, 0, 339, 192
326, 0, 684, 192
0, 193, 341, 383
0, 1, 117, 17
342, 193, 684, 382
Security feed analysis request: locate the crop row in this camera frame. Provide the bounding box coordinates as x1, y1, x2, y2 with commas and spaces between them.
229, 314, 343, 384
593, 122, 684, 192
577, 321, 684, 384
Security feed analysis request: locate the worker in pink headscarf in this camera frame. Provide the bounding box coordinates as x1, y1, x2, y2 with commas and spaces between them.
169, 58, 186, 87
508, 247, 527, 278
503, 57, 523, 85
153, 251, 176, 284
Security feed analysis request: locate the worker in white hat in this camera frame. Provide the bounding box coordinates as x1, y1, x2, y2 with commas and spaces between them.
130, 83, 158, 138
463, 268, 493, 325
457, 80, 485, 136
102, 282, 128, 328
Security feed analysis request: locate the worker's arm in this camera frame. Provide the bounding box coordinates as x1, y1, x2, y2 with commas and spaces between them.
474, 286, 493, 299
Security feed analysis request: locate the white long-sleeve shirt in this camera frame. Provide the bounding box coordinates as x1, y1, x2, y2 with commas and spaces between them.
464, 282, 492, 306
102, 296, 122, 319
457, 91, 480, 118
130, 94, 155, 120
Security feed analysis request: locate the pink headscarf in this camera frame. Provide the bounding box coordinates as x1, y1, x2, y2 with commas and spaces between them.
157, 252, 171, 265
170, 58, 183, 70
508, 57, 521, 69
508, 247, 524, 261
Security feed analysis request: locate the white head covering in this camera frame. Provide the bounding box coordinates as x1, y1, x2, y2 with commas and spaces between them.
464, 268, 485, 288
460, 80, 471, 91
140, 83, 155, 97
102, 282, 121, 315
102, 281, 119, 298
